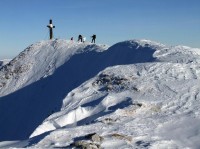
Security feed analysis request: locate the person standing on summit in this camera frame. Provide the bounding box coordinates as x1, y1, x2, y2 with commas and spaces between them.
78, 35, 83, 42
91, 34, 96, 43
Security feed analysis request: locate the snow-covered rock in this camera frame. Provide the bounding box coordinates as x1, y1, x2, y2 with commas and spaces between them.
0, 39, 200, 149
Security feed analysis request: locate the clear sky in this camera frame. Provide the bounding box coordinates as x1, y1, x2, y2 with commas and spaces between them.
0, 0, 200, 59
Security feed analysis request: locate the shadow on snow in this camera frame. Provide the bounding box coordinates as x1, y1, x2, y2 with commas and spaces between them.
0, 41, 156, 141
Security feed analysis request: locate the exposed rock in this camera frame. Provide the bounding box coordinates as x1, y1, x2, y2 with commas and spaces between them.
91, 133, 104, 143
72, 140, 101, 149
93, 73, 131, 92
101, 118, 118, 125
111, 133, 132, 142
69, 133, 103, 149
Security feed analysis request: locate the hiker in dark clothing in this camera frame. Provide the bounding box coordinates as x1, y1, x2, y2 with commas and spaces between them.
78, 35, 83, 42
91, 34, 96, 43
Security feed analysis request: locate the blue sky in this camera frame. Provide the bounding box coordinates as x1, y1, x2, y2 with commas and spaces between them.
0, 0, 200, 59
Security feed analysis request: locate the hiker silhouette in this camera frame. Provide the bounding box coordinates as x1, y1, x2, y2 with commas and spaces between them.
91, 34, 96, 43
78, 35, 83, 42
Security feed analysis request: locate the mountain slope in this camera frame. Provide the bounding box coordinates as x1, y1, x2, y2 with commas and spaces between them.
29, 62, 200, 149
0, 40, 108, 141
0, 39, 200, 149
29, 42, 200, 148
29, 41, 200, 149
0, 40, 108, 97
0, 39, 163, 141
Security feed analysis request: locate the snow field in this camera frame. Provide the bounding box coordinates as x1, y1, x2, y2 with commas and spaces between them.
30, 61, 200, 148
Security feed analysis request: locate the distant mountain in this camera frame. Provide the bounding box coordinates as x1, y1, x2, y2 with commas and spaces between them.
0, 39, 200, 149
0, 59, 10, 69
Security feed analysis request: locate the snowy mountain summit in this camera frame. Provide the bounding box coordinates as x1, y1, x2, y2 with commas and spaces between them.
0, 39, 200, 149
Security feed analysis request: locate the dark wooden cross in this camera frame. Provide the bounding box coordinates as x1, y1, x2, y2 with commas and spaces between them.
47, 19, 55, 39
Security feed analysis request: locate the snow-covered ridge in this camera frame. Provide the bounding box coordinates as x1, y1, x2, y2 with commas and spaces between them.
154, 44, 200, 64
0, 39, 108, 97
0, 39, 167, 98
0, 39, 200, 148
126, 39, 166, 49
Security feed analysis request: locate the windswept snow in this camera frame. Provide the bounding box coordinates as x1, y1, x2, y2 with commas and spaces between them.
29, 62, 200, 148
0, 39, 200, 149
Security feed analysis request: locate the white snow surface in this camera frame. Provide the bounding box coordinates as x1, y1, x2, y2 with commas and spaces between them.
0, 39, 200, 149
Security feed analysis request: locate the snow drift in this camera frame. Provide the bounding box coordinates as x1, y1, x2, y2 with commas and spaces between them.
0, 39, 200, 149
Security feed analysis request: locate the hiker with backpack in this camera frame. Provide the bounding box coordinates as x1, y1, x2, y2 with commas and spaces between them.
91, 34, 96, 43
